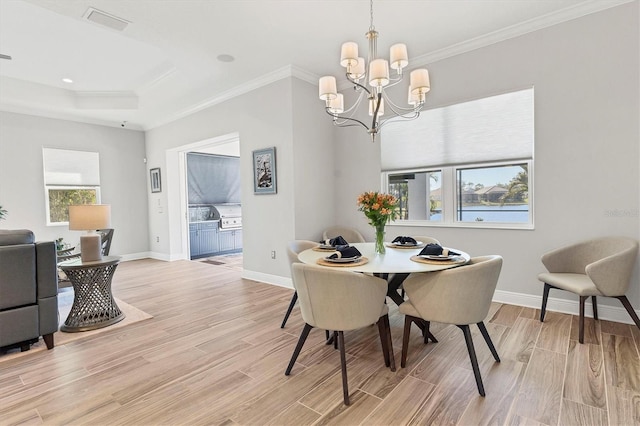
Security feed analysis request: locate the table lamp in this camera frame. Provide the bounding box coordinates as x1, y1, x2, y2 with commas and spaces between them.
68, 204, 111, 262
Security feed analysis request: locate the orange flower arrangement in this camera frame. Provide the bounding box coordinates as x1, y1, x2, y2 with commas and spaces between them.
357, 191, 399, 254
357, 191, 400, 227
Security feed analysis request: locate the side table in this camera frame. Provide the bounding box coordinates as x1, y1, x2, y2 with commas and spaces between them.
58, 256, 125, 332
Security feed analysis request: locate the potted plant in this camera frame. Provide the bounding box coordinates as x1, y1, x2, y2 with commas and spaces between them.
0, 205, 7, 221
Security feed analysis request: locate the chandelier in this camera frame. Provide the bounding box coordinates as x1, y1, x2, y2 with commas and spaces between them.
318, 0, 431, 142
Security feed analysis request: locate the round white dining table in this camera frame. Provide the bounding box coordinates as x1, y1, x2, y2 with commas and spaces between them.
298, 242, 470, 275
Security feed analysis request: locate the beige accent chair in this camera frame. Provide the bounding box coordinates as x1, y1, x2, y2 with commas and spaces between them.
322, 226, 366, 244
281, 240, 319, 329
400, 255, 503, 397
538, 237, 640, 343
285, 263, 395, 405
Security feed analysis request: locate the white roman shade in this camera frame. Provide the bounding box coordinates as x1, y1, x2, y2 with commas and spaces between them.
381, 88, 534, 171
43, 148, 100, 186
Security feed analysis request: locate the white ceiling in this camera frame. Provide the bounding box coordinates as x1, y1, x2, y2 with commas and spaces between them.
0, 0, 632, 131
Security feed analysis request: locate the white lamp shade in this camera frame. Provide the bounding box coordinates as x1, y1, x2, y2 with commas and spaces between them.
319, 76, 337, 101
369, 59, 389, 87
348, 57, 365, 80
340, 42, 359, 68
69, 204, 111, 230
410, 69, 431, 94
390, 43, 408, 70
369, 97, 384, 116
328, 93, 344, 114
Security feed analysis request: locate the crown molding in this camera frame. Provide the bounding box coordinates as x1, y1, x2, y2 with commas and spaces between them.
411, 0, 635, 67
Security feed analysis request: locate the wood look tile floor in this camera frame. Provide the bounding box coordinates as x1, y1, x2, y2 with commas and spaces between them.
1, 258, 639, 425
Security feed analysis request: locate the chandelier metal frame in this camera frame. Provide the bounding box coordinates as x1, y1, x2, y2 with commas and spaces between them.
318, 0, 431, 142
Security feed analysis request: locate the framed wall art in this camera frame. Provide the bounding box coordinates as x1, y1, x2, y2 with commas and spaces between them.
252, 147, 277, 194
150, 167, 162, 193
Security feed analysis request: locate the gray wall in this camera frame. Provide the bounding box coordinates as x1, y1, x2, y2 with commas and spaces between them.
144, 77, 335, 283
0, 111, 149, 257
333, 2, 640, 315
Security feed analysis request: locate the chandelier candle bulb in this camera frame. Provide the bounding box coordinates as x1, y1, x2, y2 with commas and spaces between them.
340, 42, 359, 67
319, 76, 337, 100
390, 43, 408, 70
369, 59, 390, 87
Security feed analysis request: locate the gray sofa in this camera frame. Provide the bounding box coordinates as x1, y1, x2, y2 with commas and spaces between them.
0, 229, 58, 351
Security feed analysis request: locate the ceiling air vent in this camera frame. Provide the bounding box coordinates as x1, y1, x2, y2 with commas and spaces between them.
83, 7, 129, 31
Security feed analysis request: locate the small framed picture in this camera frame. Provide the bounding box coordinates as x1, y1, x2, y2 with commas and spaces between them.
150, 168, 162, 193
253, 147, 277, 194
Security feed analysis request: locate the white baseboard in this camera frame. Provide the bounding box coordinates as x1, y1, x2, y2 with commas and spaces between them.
493, 289, 640, 325
242, 270, 293, 289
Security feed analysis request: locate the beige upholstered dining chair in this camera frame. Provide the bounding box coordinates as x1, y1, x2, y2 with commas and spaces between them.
538, 237, 640, 343
322, 226, 366, 244
281, 240, 318, 328
285, 263, 395, 405
410, 236, 440, 246
399, 255, 503, 397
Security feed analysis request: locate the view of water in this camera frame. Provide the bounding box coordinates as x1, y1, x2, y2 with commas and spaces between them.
429, 205, 529, 223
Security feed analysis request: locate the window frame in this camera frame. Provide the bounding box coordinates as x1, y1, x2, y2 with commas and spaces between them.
383, 159, 534, 230
44, 185, 101, 226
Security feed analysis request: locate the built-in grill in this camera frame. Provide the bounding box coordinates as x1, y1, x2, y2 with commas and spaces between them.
211, 203, 242, 229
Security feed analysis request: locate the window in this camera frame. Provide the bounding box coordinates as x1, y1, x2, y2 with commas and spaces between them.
456, 163, 530, 223
381, 88, 534, 229
43, 148, 101, 225
388, 170, 442, 221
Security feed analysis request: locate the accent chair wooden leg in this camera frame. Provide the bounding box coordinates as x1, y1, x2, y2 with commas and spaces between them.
337, 331, 350, 405
384, 314, 396, 372
540, 283, 552, 322
579, 296, 588, 344
43, 333, 54, 350
377, 317, 391, 368
477, 322, 500, 362
401, 315, 413, 368
591, 296, 598, 321
616, 296, 640, 331
285, 323, 313, 375
280, 292, 298, 328
458, 324, 485, 397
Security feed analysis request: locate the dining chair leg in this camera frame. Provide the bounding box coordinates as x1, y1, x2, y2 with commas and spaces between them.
591, 296, 598, 321
377, 317, 391, 368
333, 331, 338, 350
401, 315, 414, 368
477, 322, 500, 362
615, 296, 640, 331
579, 296, 588, 344
285, 323, 313, 375
384, 314, 396, 371
337, 331, 350, 405
280, 292, 298, 328
540, 283, 553, 322
458, 324, 485, 397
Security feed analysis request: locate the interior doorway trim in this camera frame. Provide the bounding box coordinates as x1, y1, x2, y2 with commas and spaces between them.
166, 132, 241, 260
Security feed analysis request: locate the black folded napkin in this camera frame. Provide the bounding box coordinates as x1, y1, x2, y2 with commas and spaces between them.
392, 236, 417, 245
419, 243, 460, 256
328, 245, 362, 259
321, 236, 349, 246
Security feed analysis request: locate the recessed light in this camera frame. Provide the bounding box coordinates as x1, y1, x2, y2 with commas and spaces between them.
217, 54, 235, 63
62, 78, 73, 83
